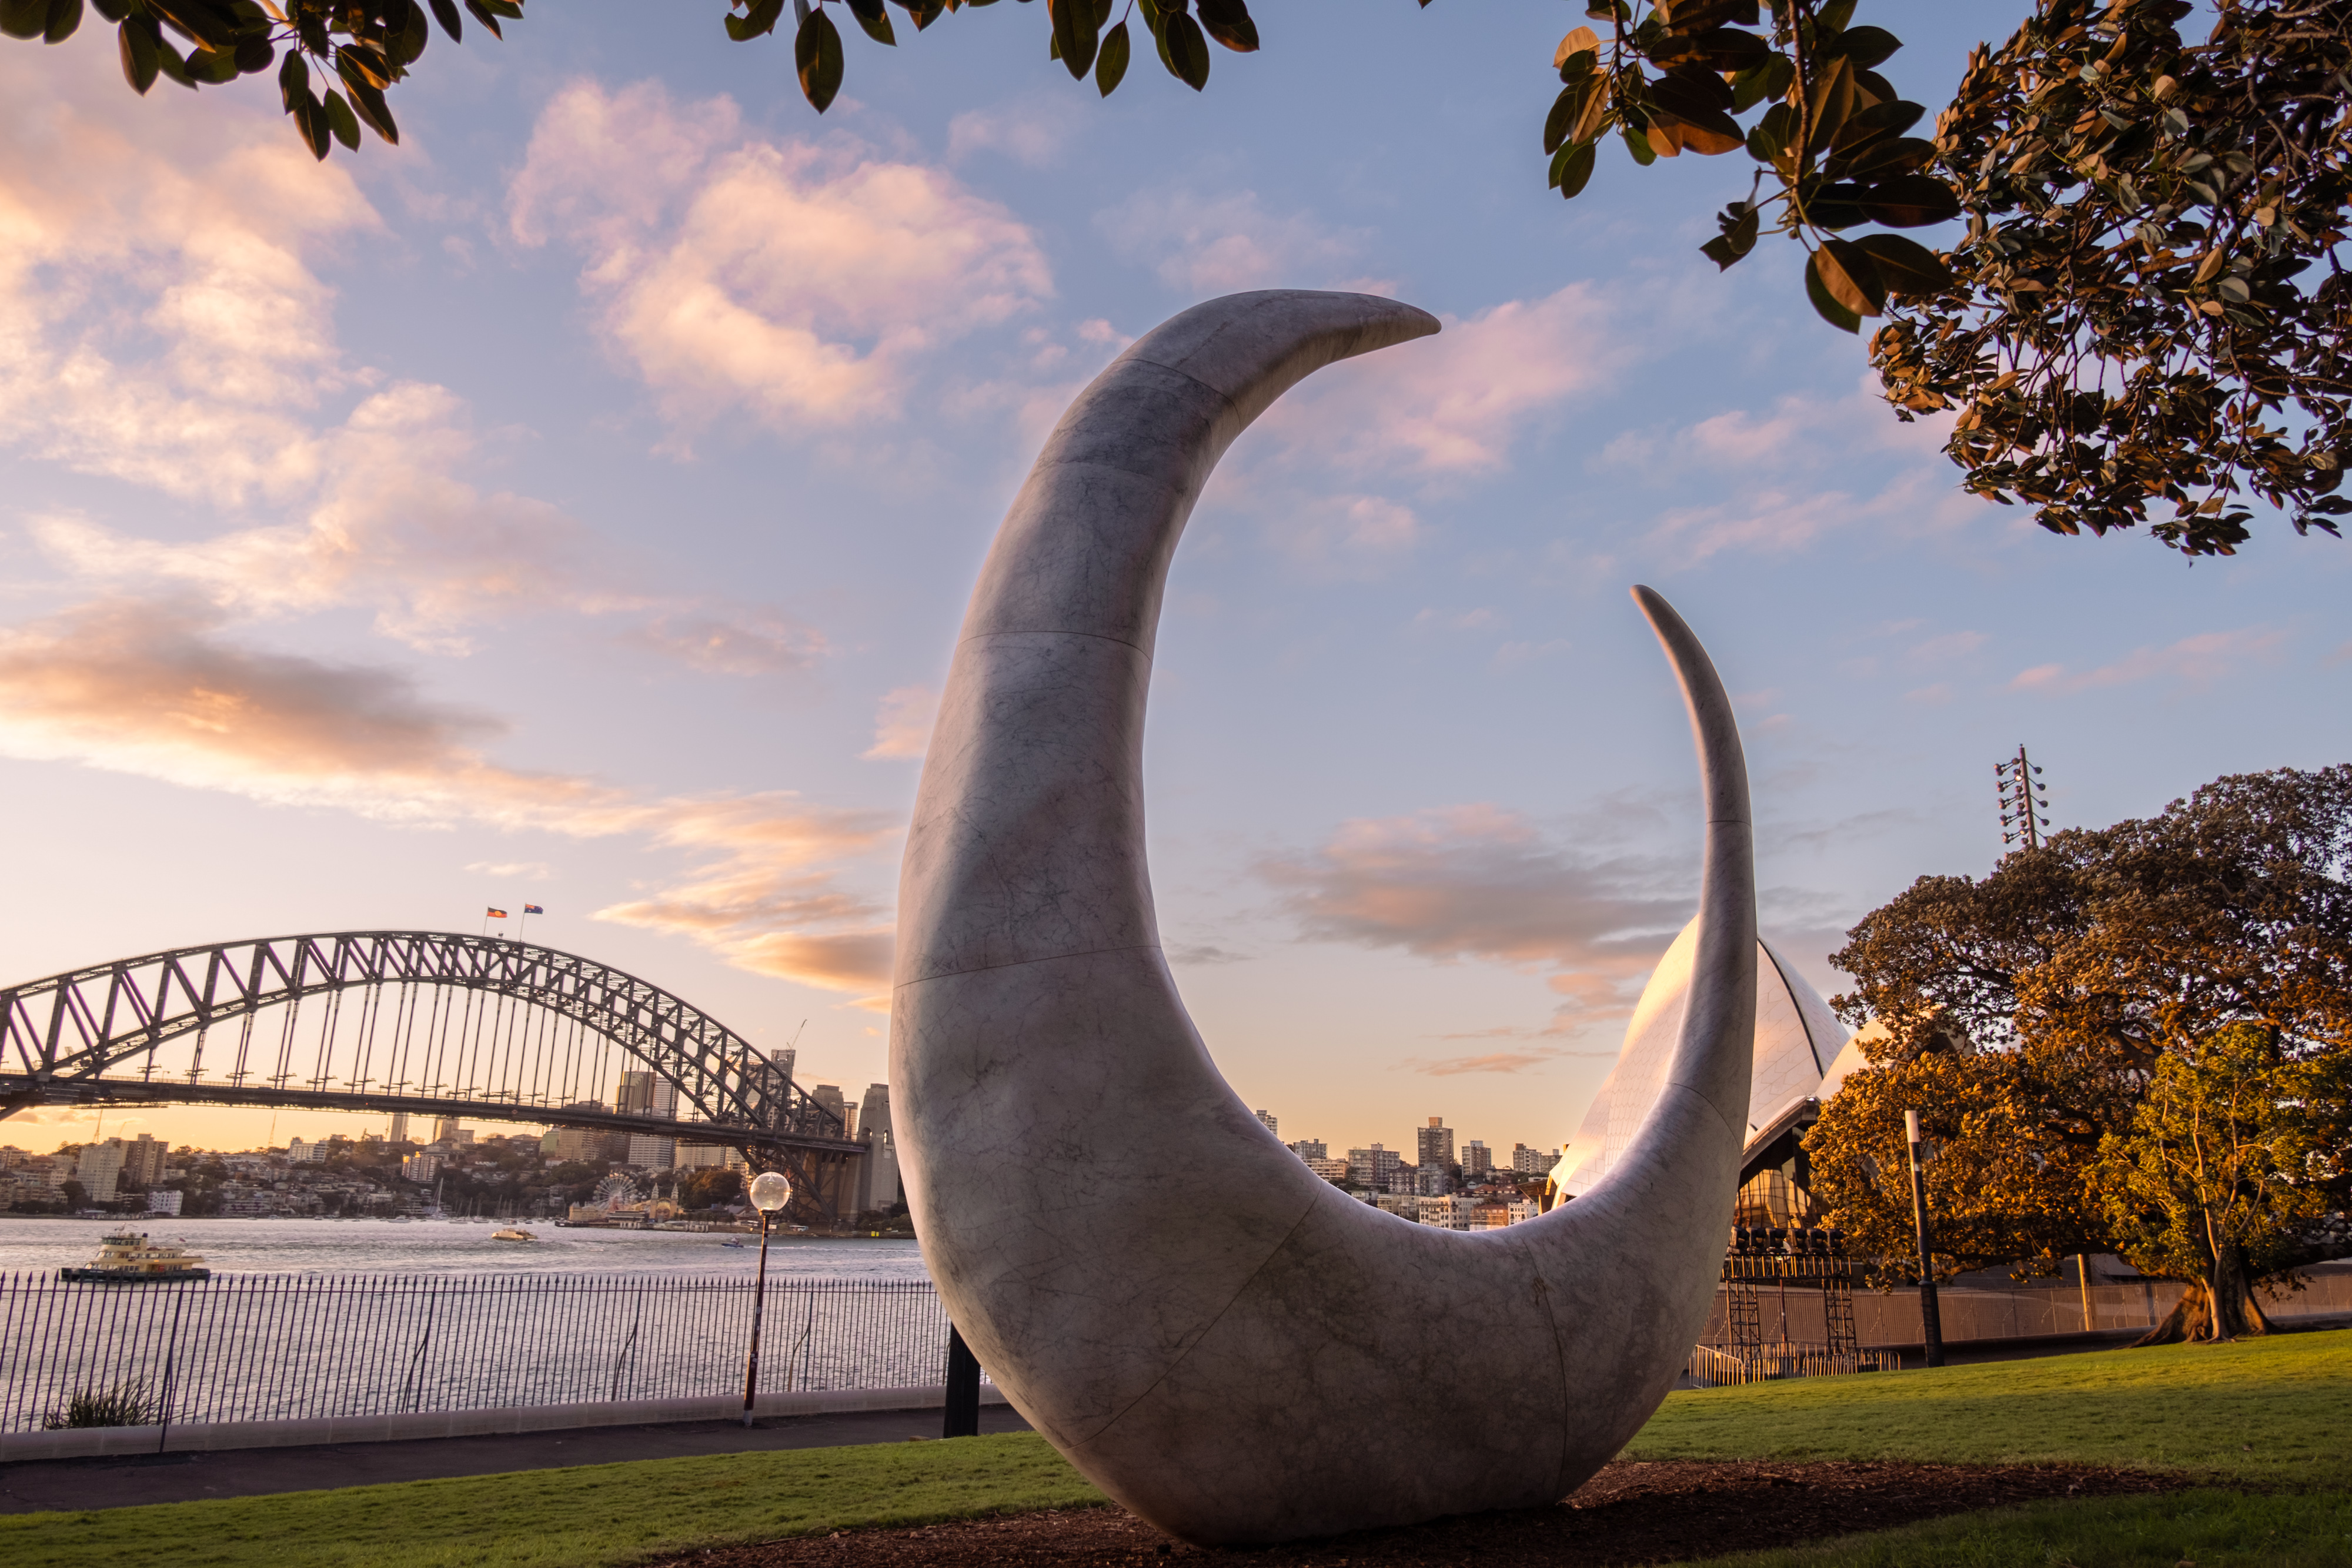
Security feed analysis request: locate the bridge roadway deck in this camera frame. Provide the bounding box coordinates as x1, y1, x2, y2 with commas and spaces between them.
0, 1405, 1037, 1514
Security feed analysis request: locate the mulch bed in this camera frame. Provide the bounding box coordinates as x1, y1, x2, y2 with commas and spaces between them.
650, 1459, 2178, 1567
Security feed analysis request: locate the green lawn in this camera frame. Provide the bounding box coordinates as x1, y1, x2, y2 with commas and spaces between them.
4, 1329, 2345, 1567
1628, 1327, 2352, 1486
0, 1432, 1105, 1568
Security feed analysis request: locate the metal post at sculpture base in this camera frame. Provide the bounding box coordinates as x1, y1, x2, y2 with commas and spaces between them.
742, 1171, 793, 1427
943, 1325, 981, 1439
1904, 1108, 1944, 1369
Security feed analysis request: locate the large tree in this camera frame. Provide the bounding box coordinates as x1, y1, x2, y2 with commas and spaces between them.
1810, 764, 2352, 1342
6, 0, 2350, 552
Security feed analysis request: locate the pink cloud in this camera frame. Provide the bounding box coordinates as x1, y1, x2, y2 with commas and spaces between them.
2011, 627, 2288, 695
509, 79, 1054, 432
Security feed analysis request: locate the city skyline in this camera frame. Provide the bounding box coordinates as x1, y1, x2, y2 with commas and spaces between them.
4, 4, 2347, 1165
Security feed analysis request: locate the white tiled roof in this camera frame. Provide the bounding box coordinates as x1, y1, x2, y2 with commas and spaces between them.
1550, 918, 1850, 1199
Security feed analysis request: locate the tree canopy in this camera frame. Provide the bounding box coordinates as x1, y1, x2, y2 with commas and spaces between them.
1809, 764, 2352, 1341
6, 0, 2350, 553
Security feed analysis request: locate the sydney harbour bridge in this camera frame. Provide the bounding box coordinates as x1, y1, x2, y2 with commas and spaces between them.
0, 931, 866, 1219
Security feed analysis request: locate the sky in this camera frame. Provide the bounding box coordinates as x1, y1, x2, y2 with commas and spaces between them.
2, 1, 2346, 1164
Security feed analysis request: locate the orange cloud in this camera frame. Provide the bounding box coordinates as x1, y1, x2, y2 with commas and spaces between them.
0, 597, 894, 995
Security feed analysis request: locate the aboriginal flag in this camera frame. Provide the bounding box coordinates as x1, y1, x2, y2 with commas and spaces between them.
487, 907, 507, 919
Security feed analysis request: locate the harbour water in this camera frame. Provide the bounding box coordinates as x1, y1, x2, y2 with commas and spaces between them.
0, 1216, 928, 1281
0, 1218, 945, 1432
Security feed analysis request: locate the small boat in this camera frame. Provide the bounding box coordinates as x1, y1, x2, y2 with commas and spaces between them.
490, 1228, 537, 1242
59, 1232, 210, 1283
719, 1238, 750, 1248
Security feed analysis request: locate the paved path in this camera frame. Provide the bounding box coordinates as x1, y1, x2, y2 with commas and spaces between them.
0, 1405, 1035, 1515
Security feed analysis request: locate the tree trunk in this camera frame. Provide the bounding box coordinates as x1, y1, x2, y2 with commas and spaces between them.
2132, 1246, 2273, 1346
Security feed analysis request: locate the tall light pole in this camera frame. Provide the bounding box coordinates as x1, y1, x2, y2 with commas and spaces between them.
1996, 744, 2050, 851
1903, 1109, 1945, 1368
743, 1170, 792, 1427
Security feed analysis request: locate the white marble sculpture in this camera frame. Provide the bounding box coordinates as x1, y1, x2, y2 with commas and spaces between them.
892, 290, 1756, 1545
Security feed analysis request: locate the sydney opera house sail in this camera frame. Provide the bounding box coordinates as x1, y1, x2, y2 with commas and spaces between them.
1551, 918, 1852, 1201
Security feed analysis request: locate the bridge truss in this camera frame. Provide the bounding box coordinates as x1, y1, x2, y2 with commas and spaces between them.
0, 932, 864, 1219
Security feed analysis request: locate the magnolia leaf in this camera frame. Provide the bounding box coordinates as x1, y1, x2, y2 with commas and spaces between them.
427, 0, 460, 41
796, 5, 843, 110
1195, 0, 1254, 52
1852, 232, 1950, 297
847, 0, 893, 44
1857, 173, 1960, 228
0, 0, 45, 39
42, 0, 81, 44
1553, 137, 1598, 198
296, 87, 330, 158
1818, 238, 1887, 315
1553, 24, 1597, 69
1545, 78, 1599, 156
1095, 18, 1128, 95
1808, 55, 1857, 153
462, 0, 500, 39
1805, 250, 1863, 332
1162, 9, 1208, 89
1828, 24, 1901, 69
118, 14, 159, 91
1050, 0, 1095, 78
345, 76, 397, 141
323, 86, 362, 149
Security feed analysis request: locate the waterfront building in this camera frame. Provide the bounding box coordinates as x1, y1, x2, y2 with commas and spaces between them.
147, 1189, 184, 1215
1462, 1139, 1492, 1177
1253, 1109, 1278, 1136
1287, 1138, 1328, 1162
74, 1139, 125, 1201
286, 1137, 328, 1164
402, 1152, 442, 1182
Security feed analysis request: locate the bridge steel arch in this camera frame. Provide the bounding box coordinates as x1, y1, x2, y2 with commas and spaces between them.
0, 931, 863, 1219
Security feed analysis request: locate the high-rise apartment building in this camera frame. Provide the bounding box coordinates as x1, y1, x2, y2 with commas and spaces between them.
1462, 1139, 1492, 1178
432, 1116, 463, 1145
388, 1112, 410, 1144
1510, 1143, 1557, 1175
121, 1132, 166, 1186
1287, 1138, 1328, 1162
1253, 1109, 1278, 1136
74, 1139, 124, 1200
1346, 1144, 1401, 1190
1416, 1117, 1455, 1194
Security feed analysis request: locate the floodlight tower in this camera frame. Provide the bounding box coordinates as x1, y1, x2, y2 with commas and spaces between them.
1995, 744, 2050, 850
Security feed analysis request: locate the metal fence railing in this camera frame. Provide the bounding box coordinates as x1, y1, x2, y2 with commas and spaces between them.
0, 1272, 970, 1434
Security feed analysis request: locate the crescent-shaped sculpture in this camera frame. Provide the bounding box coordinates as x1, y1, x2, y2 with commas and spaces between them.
892, 290, 1756, 1545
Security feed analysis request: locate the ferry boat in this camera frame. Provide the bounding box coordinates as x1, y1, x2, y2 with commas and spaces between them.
59, 1232, 211, 1283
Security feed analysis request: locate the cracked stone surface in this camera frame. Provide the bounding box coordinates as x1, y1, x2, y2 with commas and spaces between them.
890, 290, 1760, 1546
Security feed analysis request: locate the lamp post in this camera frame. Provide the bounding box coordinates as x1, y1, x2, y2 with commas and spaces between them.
742, 1170, 792, 1427
1903, 1109, 1944, 1368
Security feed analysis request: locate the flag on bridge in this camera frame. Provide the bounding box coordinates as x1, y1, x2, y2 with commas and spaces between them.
486, 907, 507, 919
524, 904, 544, 915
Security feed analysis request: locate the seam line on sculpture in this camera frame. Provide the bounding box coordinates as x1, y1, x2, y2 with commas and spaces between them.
1074, 1196, 1319, 1451
959, 628, 1152, 659
893, 943, 1162, 991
